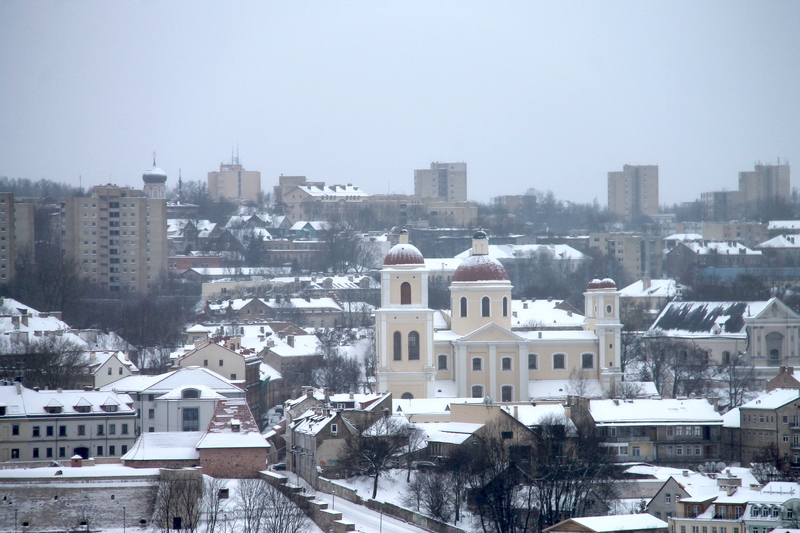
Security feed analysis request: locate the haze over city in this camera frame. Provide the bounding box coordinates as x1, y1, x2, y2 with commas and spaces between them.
1, 1, 799, 205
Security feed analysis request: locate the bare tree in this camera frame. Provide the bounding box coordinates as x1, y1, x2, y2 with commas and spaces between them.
715, 351, 757, 408
261, 479, 311, 533
404, 424, 427, 482
200, 476, 228, 533
0, 335, 89, 389
636, 332, 715, 398
402, 471, 456, 523
343, 414, 410, 499
234, 478, 267, 533
153, 471, 203, 533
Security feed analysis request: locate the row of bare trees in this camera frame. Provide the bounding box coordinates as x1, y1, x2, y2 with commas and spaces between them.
154, 474, 309, 533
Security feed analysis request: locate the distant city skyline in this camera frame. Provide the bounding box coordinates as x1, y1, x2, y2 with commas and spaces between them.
1, 1, 798, 207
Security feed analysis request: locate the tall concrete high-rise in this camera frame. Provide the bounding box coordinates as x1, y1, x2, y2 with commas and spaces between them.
208, 155, 261, 203
608, 164, 659, 220
0, 193, 15, 284
739, 162, 790, 207
414, 162, 467, 202
60, 162, 167, 292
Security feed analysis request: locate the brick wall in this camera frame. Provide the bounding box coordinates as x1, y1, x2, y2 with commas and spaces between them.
200, 447, 267, 478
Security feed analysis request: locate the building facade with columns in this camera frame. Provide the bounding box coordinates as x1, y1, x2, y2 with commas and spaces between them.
376, 230, 624, 401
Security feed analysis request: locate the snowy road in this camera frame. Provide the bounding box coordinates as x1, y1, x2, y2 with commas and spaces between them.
280, 472, 433, 533
328, 496, 432, 533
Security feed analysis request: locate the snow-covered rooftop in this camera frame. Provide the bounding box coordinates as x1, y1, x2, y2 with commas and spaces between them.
619, 279, 678, 299
590, 399, 722, 425
739, 389, 800, 410
0, 383, 134, 417
553, 513, 667, 532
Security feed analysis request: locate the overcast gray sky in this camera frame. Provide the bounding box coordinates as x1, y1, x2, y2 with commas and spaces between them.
1, 1, 798, 206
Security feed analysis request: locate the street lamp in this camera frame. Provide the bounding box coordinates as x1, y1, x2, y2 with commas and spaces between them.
379, 506, 383, 533
331, 489, 336, 511
123, 506, 126, 533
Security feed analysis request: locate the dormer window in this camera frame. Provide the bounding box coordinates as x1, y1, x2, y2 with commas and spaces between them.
74, 405, 91, 413
182, 389, 200, 399
46, 406, 63, 414
231, 419, 241, 432
102, 405, 118, 413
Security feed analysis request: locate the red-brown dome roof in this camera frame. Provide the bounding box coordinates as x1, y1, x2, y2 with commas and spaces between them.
587, 278, 616, 290
452, 254, 509, 282
383, 243, 425, 266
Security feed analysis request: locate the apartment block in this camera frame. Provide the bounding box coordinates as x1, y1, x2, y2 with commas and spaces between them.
0, 193, 14, 283
208, 158, 261, 203
700, 191, 743, 222
608, 164, 659, 220
739, 163, 790, 207
589, 232, 664, 281
61, 183, 167, 292
414, 162, 467, 202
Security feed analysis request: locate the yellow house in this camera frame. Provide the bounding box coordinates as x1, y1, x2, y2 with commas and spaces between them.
376, 230, 624, 401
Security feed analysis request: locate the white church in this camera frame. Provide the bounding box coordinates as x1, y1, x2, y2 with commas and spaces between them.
375, 230, 627, 401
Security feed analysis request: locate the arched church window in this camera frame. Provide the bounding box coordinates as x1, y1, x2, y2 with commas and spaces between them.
393, 331, 402, 361
400, 282, 411, 304
401, 392, 414, 400
471, 385, 484, 398
408, 331, 420, 360
482, 297, 490, 317
437, 354, 448, 370
502, 297, 508, 317
460, 297, 467, 317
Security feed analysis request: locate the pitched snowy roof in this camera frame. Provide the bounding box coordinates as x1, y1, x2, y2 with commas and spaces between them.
296, 184, 368, 198
454, 244, 586, 262
589, 399, 722, 425
0, 384, 134, 416
756, 234, 800, 249
529, 378, 604, 400
156, 385, 225, 400
393, 397, 486, 416
682, 241, 761, 256
101, 367, 241, 395
739, 389, 800, 410
197, 398, 269, 449
665, 233, 703, 242
510, 299, 585, 329
122, 432, 202, 461
619, 279, 678, 299
768, 220, 800, 231
546, 514, 667, 532
415, 421, 484, 445
722, 407, 741, 428
649, 300, 771, 337
292, 409, 337, 436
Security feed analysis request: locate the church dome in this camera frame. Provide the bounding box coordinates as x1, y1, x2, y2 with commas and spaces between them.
453, 254, 509, 282
383, 243, 425, 266
587, 278, 616, 290
142, 160, 167, 184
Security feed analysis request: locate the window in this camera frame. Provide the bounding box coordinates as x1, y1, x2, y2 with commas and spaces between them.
11, 449, 19, 459
665, 493, 671, 504
109, 424, 116, 435
183, 388, 200, 399
677, 445, 683, 455
32, 448, 39, 458
481, 297, 490, 317
230, 374, 237, 380
581, 353, 594, 369
148, 409, 155, 419
408, 331, 420, 360
46, 426, 54, 437
46, 448, 53, 458
471, 385, 484, 398
122, 424, 129, 435
501, 385, 512, 402
393, 331, 402, 361
59, 426, 67, 437
122, 445, 128, 454
11, 424, 19, 436
677, 426, 683, 436
666, 445, 673, 455
78, 425, 85, 436
219, 359, 224, 367
183, 408, 199, 432
631, 446, 640, 456
502, 357, 512, 371
97, 424, 104, 436
400, 282, 411, 304
203, 359, 208, 367
667, 427, 673, 437
32, 426, 40, 437
59, 447, 66, 458
472, 357, 483, 371
460, 297, 467, 317
502, 297, 508, 317
331, 424, 338, 436
528, 353, 538, 370
108, 367, 113, 375
437, 355, 448, 370
97, 446, 103, 457
553, 353, 565, 370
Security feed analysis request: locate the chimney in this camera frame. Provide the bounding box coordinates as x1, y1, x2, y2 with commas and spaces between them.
513, 405, 519, 418
399, 229, 409, 244
324, 388, 331, 404
287, 335, 295, 347
642, 278, 651, 290
71, 455, 83, 468
305, 387, 314, 398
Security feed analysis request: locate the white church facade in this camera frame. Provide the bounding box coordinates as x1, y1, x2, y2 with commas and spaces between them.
376, 230, 626, 401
